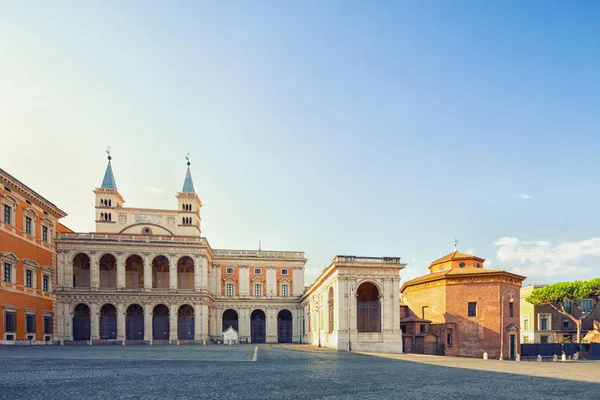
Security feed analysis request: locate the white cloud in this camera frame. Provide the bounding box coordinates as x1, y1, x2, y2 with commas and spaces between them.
143, 187, 166, 195
518, 193, 532, 200
411, 257, 419, 262
493, 237, 597, 278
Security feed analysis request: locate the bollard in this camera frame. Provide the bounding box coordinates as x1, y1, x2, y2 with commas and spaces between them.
122, 340, 126, 346
88, 339, 92, 346
537, 354, 542, 362
203, 339, 206, 346
177, 340, 180, 346
561, 353, 566, 362
515, 354, 520, 362
483, 352, 488, 360
60, 339, 64, 346
149, 340, 153, 346
553, 354, 558, 362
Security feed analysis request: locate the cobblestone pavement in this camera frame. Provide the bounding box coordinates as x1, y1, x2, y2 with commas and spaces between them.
1, 344, 599, 400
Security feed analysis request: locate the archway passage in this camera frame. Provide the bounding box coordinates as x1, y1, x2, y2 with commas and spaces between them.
72, 253, 90, 288
356, 282, 381, 332
177, 256, 194, 289
72, 303, 90, 341
152, 304, 170, 340
177, 304, 195, 340
99, 304, 117, 340
251, 310, 266, 343
126, 304, 144, 340
125, 255, 144, 289
99, 254, 117, 288
152, 256, 170, 289
222, 309, 238, 333
277, 310, 293, 343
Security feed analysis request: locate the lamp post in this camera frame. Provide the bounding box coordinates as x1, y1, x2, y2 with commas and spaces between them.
499, 289, 515, 360
314, 296, 321, 347
348, 285, 354, 351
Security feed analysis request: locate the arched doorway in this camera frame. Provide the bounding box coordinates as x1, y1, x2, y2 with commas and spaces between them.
72, 303, 90, 341
222, 309, 238, 332
277, 310, 293, 343
177, 256, 194, 289
152, 256, 169, 289
99, 304, 117, 339
125, 255, 144, 289
356, 282, 381, 332
126, 304, 144, 340
251, 309, 266, 343
328, 287, 334, 333
152, 304, 170, 340
99, 254, 117, 288
177, 304, 194, 340
72, 253, 90, 288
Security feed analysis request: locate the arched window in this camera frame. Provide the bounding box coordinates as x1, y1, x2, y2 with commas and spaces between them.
328, 287, 334, 333
356, 282, 381, 332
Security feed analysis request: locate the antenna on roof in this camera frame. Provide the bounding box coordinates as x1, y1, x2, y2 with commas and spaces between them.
454, 237, 458, 251
258, 240, 262, 252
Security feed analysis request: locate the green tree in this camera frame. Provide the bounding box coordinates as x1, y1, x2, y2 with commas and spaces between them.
526, 278, 600, 345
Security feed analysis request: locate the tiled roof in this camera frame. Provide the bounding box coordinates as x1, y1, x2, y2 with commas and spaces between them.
429, 250, 485, 266
401, 267, 526, 289
101, 160, 117, 189
182, 166, 195, 193
400, 316, 432, 323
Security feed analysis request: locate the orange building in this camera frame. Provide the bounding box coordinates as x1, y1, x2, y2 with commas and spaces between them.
0, 168, 67, 344
401, 249, 526, 359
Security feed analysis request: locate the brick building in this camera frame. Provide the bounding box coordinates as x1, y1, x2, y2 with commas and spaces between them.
401, 249, 526, 359
0, 168, 67, 343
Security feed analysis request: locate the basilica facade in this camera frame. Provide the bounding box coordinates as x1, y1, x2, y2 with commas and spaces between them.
53, 154, 405, 352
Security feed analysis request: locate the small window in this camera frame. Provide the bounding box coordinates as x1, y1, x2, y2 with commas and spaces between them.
468, 302, 477, 317
447, 330, 453, 347
26, 314, 36, 333
42, 226, 48, 242
509, 302, 514, 317
523, 336, 529, 344
44, 316, 52, 334
3, 204, 11, 225
43, 275, 49, 292
540, 335, 549, 344
540, 317, 548, 331
143, 227, 151, 234
4, 311, 16, 332
226, 268, 234, 274
281, 284, 289, 297
26, 269, 33, 288
581, 299, 592, 313
564, 300, 572, 314
562, 320, 569, 329
420, 324, 426, 333
281, 269, 288, 275
3, 263, 11, 282
25, 216, 32, 235
523, 318, 529, 331
476, 263, 481, 268
254, 268, 261, 275
254, 284, 262, 297
459, 262, 465, 268
226, 283, 234, 296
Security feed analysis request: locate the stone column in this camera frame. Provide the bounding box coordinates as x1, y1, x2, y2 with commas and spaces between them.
64, 252, 73, 288
201, 256, 208, 291
66, 303, 73, 341
293, 309, 301, 343
90, 303, 99, 339
382, 278, 391, 331
239, 265, 248, 296
392, 278, 401, 333
169, 255, 177, 291
90, 252, 99, 289
215, 265, 221, 296
293, 267, 304, 297
116, 253, 125, 289
216, 307, 223, 335
266, 266, 276, 296
169, 304, 178, 342
143, 254, 152, 290
194, 304, 202, 341
117, 303, 126, 340
143, 304, 153, 342
56, 251, 64, 287
239, 307, 249, 339
266, 307, 277, 343
201, 304, 209, 341
194, 255, 201, 292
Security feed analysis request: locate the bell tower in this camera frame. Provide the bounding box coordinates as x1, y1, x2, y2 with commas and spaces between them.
176, 154, 202, 236
94, 147, 125, 232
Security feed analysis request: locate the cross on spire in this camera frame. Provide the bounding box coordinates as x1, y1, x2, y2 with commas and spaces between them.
106, 145, 112, 160
454, 237, 459, 251
185, 152, 191, 166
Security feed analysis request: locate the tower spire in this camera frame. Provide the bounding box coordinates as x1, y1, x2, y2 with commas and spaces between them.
101, 146, 117, 189
181, 153, 195, 193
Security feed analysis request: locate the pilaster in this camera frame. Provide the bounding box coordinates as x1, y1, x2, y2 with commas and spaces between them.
169, 254, 177, 291
143, 304, 153, 341
117, 303, 125, 340
194, 255, 202, 292
201, 304, 209, 340
143, 254, 152, 290
90, 303, 99, 339
194, 303, 202, 341
90, 252, 99, 289
169, 304, 178, 341
116, 252, 125, 289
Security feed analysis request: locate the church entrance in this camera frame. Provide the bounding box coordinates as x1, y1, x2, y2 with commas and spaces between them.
99, 304, 117, 340
72, 303, 90, 341
177, 304, 194, 340
126, 304, 144, 340
357, 282, 381, 332
277, 310, 293, 343
152, 304, 170, 340
251, 309, 266, 343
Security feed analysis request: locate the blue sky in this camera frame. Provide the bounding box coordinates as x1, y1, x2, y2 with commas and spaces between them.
1, 1, 599, 285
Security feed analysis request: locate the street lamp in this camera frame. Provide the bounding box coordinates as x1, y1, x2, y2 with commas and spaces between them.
313, 296, 321, 347
499, 288, 515, 360
348, 285, 354, 351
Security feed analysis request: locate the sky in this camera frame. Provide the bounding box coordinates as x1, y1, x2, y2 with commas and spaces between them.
1, 1, 599, 286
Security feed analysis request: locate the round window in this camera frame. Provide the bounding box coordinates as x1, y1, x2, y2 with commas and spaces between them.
459, 262, 465, 268
143, 228, 151, 234
439, 265, 445, 271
